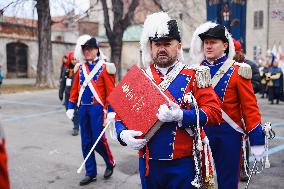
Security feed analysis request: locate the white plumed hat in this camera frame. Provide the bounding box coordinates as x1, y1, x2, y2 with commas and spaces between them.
189, 22, 235, 65
74, 34, 92, 63
140, 12, 184, 68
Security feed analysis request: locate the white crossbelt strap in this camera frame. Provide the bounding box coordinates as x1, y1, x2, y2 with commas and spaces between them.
77, 60, 104, 107
221, 110, 245, 134
211, 59, 235, 88
210, 59, 245, 134
158, 62, 185, 91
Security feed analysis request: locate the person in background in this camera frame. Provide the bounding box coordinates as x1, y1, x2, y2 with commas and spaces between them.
259, 62, 270, 98
66, 35, 116, 186
266, 55, 284, 104
0, 64, 3, 89
233, 39, 261, 94
233, 39, 261, 181
59, 52, 80, 136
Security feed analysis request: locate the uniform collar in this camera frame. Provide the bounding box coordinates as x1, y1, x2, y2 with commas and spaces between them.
87, 57, 99, 64
154, 60, 180, 75
204, 54, 227, 66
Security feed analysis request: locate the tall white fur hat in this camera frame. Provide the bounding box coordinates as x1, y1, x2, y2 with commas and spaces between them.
74, 34, 92, 63
189, 22, 235, 65
140, 12, 184, 68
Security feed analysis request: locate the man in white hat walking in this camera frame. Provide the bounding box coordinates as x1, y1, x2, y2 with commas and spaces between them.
66, 35, 116, 186
190, 22, 266, 189
114, 12, 222, 189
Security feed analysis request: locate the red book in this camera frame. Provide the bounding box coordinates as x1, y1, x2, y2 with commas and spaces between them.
107, 65, 169, 140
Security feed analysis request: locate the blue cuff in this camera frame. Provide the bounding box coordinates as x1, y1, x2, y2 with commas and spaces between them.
181, 109, 207, 128
108, 105, 114, 113
68, 101, 76, 109
249, 124, 265, 146
115, 121, 127, 146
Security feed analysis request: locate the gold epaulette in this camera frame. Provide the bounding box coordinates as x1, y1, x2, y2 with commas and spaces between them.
234, 62, 252, 79
193, 65, 211, 88
105, 62, 116, 75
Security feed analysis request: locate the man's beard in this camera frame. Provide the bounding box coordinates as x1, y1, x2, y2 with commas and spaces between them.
153, 52, 176, 68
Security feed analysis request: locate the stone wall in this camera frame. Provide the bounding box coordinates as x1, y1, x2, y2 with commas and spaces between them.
0, 36, 75, 79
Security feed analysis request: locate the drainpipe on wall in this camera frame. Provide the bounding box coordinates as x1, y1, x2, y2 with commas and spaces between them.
267, 0, 270, 50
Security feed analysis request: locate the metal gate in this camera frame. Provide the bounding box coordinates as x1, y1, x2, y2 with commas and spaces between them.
6, 42, 28, 78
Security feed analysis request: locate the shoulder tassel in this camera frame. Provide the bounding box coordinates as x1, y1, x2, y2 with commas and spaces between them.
195, 66, 211, 88
234, 62, 252, 79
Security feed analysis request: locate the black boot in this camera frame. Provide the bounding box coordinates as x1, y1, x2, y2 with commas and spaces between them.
79, 176, 96, 186
72, 129, 79, 136
104, 164, 115, 179
240, 167, 249, 182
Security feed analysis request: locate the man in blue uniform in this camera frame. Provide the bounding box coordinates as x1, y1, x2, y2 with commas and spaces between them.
190, 22, 266, 189
114, 12, 222, 189
66, 35, 116, 186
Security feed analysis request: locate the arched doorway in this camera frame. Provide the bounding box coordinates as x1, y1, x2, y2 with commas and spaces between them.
6, 42, 28, 78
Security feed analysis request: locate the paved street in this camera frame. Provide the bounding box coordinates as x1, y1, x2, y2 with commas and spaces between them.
0, 89, 284, 189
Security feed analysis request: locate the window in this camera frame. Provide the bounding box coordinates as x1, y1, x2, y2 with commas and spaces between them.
253, 46, 262, 63
254, 10, 264, 29
253, 46, 257, 61
55, 35, 64, 42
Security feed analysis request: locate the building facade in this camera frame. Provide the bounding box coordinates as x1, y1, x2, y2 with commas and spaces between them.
246, 0, 284, 63
88, 0, 284, 76
0, 12, 100, 79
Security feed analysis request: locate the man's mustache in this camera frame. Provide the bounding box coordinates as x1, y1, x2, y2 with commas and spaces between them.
157, 52, 168, 56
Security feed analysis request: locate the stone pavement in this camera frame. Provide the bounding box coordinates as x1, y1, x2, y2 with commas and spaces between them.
0, 90, 284, 189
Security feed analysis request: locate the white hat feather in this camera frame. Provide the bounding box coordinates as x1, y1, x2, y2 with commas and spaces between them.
74, 34, 91, 63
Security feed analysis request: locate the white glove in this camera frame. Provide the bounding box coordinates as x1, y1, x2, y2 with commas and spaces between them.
251, 145, 265, 161
66, 109, 74, 120
120, 130, 147, 150
106, 112, 116, 123
157, 101, 183, 123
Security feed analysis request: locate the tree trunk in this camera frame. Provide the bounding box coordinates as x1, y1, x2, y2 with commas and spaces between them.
100, 0, 139, 80
35, 0, 55, 88
110, 32, 123, 80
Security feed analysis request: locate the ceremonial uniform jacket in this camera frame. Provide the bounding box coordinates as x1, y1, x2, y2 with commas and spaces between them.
201, 55, 265, 145
68, 58, 115, 111
116, 62, 222, 160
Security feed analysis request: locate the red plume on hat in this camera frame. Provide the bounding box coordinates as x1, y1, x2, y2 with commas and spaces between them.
233, 38, 242, 52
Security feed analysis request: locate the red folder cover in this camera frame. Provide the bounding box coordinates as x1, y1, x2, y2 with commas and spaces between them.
107, 65, 169, 139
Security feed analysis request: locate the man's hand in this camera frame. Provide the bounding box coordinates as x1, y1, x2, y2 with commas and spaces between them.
157, 101, 183, 123
66, 109, 75, 120
251, 145, 265, 161
120, 130, 147, 150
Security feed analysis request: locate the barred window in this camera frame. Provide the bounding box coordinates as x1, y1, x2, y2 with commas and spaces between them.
254, 10, 264, 29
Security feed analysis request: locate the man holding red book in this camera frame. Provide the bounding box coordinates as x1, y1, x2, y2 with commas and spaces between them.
114, 12, 222, 189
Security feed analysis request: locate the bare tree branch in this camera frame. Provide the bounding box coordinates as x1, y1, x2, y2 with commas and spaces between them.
112, 0, 124, 28
152, 0, 164, 11
122, 0, 139, 30
101, 0, 113, 40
